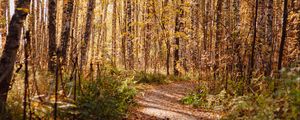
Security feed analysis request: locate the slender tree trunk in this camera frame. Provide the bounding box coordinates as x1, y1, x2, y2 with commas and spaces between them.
202, 0, 207, 51
69, 0, 78, 68
35, 0, 40, 68
100, 4, 108, 65
23, 31, 30, 120
54, 47, 60, 120
29, 0, 36, 72
223, 0, 231, 90
151, 0, 160, 73
80, 0, 96, 71
174, 0, 184, 76
126, 0, 134, 69
248, 0, 259, 89
136, 0, 141, 70
60, 0, 75, 64
144, 0, 150, 72
122, 0, 127, 69
0, 0, 31, 113
162, 0, 170, 75
192, 0, 200, 73
40, 0, 47, 69
278, 0, 288, 73
233, 0, 243, 80
214, 0, 223, 79
48, 0, 57, 73
111, 0, 117, 67
209, 0, 214, 61
257, 0, 266, 74
265, 0, 274, 76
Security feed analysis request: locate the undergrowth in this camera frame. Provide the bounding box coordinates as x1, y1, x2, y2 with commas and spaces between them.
2, 65, 192, 119
76, 76, 137, 120
181, 66, 300, 119
2, 68, 137, 120
134, 72, 168, 84
134, 71, 191, 84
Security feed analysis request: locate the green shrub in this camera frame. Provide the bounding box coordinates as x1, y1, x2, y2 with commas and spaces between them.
0, 102, 22, 120
133, 72, 192, 84
223, 67, 300, 119
76, 76, 137, 120
181, 66, 300, 120
180, 85, 208, 107
134, 72, 167, 84
168, 74, 191, 82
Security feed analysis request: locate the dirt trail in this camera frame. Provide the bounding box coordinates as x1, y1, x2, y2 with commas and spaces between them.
128, 81, 221, 120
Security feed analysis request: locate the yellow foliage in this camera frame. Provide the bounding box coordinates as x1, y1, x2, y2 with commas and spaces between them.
16, 7, 30, 14
64, 0, 68, 5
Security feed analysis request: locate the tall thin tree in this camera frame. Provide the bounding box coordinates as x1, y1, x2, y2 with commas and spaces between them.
48, 0, 57, 72
214, 0, 223, 79
111, 0, 117, 67
23, 31, 30, 120
0, 0, 31, 113
248, 0, 259, 89
174, 0, 184, 76
127, 0, 134, 69
278, 0, 288, 73
162, 0, 170, 75
265, 0, 274, 76
80, 0, 96, 71
60, 0, 75, 64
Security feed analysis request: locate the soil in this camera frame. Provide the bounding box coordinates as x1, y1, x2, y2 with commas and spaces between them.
128, 81, 221, 120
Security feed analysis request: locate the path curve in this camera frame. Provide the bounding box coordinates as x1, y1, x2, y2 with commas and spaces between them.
128, 81, 220, 120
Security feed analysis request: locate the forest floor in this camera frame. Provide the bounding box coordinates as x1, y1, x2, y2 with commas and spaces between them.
128, 81, 221, 120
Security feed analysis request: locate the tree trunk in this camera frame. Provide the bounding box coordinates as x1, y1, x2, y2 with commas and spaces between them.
248, 0, 259, 89
278, 0, 288, 73
174, 0, 184, 76
192, 0, 200, 73
265, 0, 273, 76
23, 31, 30, 120
69, 0, 78, 67
144, 0, 150, 72
233, 0, 243, 79
126, 0, 134, 69
202, 0, 207, 51
122, 0, 127, 69
29, 0, 36, 71
0, 0, 31, 113
48, 0, 57, 73
60, 0, 75, 65
111, 0, 117, 67
162, 0, 170, 75
80, 0, 96, 71
214, 0, 223, 79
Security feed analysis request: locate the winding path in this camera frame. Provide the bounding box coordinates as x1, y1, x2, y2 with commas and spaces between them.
128, 81, 221, 120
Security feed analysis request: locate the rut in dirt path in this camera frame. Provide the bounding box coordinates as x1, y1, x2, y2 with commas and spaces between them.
129, 81, 221, 120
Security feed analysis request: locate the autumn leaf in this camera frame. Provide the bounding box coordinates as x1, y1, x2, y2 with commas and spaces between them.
16, 7, 30, 14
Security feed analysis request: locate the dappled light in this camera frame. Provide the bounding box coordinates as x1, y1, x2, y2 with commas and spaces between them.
0, 0, 299, 119
129, 82, 220, 120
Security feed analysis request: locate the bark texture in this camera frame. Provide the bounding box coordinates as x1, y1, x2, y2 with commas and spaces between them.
0, 0, 31, 113
81, 0, 96, 70
48, 0, 57, 72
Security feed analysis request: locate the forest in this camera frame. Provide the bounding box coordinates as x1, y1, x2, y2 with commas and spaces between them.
0, 0, 299, 119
